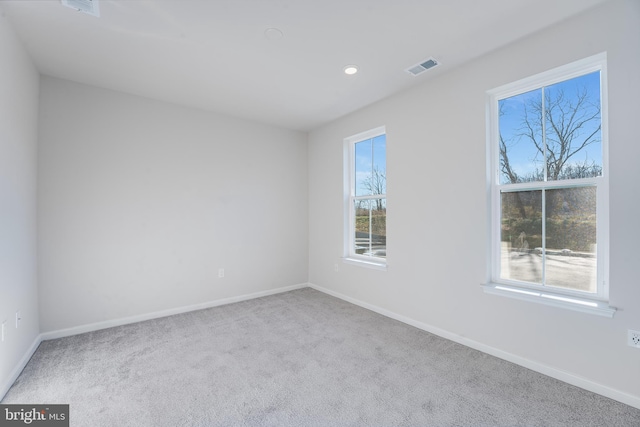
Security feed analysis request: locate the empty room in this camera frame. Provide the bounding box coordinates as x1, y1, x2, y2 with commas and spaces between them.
1, 0, 639, 425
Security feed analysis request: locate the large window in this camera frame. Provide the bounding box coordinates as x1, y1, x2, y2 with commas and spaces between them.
344, 127, 386, 267
486, 54, 613, 316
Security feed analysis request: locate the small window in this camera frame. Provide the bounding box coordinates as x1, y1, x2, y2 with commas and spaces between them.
486, 54, 613, 316
344, 127, 386, 267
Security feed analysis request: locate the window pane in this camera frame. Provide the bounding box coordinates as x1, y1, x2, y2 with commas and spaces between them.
370, 198, 386, 258
545, 187, 597, 292
355, 138, 372, 196
354, 199, 371, 255
372, 134, 387, 195
353, 198, 386, 258
498, 89, 544, 184
500, 190, 542, 284
545, 71, 602, 181
355, 135, 386, 196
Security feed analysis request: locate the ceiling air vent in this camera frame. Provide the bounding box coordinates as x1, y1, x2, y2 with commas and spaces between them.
61, 0, 100, 17
406, 58, 439, 76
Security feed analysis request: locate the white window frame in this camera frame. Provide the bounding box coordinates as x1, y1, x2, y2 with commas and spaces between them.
343, 126, 387, 270
484, 53, 615, 317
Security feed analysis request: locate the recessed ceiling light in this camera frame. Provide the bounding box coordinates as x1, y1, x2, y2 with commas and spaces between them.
344, 65, 358, 75
264, 28, 284, 40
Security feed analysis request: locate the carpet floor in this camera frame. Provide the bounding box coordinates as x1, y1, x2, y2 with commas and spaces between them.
3, 288, 640, 426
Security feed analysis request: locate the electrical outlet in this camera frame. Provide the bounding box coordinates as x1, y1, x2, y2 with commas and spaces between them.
1, 321, 6, 342
629, 330, 640, 348
15, 311, 21, 328
334, 263, 339, 272
218, 268, 224, 278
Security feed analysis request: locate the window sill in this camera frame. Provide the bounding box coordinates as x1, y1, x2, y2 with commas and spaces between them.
343, 257, 387, 271
482, 282, 616, 318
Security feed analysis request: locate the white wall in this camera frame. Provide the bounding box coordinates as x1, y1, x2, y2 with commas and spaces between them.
309, 0, 640, 404
0, 14, 40, 394
38, 77, 308, 332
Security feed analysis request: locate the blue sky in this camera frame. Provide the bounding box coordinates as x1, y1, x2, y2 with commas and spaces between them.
498, 71, 601, 184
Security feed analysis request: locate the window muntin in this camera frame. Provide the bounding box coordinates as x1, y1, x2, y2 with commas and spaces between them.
489, 55, 607, 302
346, 128, 386, 263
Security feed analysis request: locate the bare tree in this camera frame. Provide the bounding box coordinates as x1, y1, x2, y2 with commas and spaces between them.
521, 86, 601, 181
500, 86, 601, 184
499, 104, 528, 218
499, 134, 520, 183
362, 166, 386, 211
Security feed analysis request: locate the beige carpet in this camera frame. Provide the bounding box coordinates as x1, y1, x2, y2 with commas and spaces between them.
3, 288, 640, 426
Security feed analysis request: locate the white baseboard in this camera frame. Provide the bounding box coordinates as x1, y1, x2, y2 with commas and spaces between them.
308, 282, 640, 410
1, 334, 42, 401
41, 283, 308, 340
3, 283, 308, 400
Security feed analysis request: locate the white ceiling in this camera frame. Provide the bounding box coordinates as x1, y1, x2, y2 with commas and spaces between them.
0, 0, 608, 131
